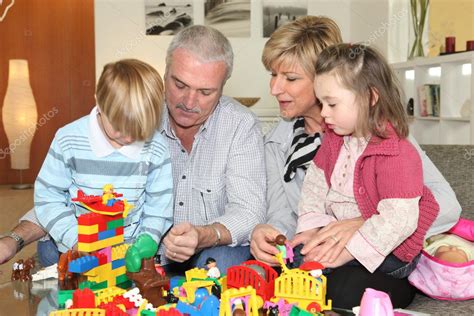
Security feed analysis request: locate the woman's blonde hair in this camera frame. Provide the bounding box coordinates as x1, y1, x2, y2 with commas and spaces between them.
262, 16, 342, 77
96, 59, 164, 141
315, 43, 409, 139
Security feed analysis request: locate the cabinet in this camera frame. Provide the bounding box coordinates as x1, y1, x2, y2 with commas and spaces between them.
392, 51, 474, 144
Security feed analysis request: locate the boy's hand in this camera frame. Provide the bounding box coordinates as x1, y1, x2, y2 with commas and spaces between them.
163, 222, 199, 262
250, 224, 281, 266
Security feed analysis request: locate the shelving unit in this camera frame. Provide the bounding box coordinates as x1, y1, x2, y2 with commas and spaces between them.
392, 51, 474, 144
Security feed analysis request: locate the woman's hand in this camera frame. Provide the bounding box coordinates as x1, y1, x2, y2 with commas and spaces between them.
320, 248, 354, 268
250, 224, 282, 266
301, 217, 364, 263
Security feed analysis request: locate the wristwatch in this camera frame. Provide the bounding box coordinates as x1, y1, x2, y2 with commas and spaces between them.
7, 231, 25, 252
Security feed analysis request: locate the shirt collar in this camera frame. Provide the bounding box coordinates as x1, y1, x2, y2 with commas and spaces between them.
89, 106, 144, 159
160, 101, 218, 141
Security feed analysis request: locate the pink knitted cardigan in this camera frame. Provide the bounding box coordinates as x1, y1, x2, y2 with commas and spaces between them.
314, 126, 439, 262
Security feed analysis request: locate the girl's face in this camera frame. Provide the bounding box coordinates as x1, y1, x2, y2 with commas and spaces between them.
269, 61, 320, 120
315, 72, 360, 137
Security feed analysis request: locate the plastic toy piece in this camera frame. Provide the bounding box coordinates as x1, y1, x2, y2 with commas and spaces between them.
72, 288, 96, 309
220, 286, 260, 316
78, 234, 124, 252
126, 257, 169, 308
49, 309, 106, 316
112, 244, 129, 261
32, 263, 58, 281
73, 188, 131, 216
125, 234, 158, 272
95, 286, 126, 306
299, 261, 325, 280
176, 294, 220, 316
58, 290, 75, 309
205, 257, 221, 279
58, 250, 81, 290
69, 256, 99, 273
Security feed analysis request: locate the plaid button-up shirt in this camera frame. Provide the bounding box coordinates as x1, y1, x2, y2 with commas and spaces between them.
160, 96, 267, 246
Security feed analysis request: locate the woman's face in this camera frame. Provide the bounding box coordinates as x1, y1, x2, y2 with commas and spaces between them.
269, 61, 319, 119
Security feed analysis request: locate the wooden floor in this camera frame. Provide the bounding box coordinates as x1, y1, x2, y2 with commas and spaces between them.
0, 185, 36, 284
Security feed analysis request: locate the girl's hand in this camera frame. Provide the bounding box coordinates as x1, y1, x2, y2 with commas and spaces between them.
301, 217, 365, 263
250, 224, 281, 266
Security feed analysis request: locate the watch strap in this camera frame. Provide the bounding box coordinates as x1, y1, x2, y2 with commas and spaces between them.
8, 231, 25, 252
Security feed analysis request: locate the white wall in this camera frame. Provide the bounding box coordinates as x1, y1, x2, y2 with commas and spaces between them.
95, 0, 404, 118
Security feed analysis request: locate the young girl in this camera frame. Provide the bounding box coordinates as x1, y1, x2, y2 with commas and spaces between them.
293, 44, 440, 282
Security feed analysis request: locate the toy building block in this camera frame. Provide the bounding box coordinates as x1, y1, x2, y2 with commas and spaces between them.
112, 244, 129, 261
115, 274, 129, 285
58, 290, 75, 309
115, 226, 124, 235
98, 303, 128, 316
98, 228, 117, 241
107, 218, 124, 230
72, 288, 96, 309
156, 308, 184, 316
95, 286, 126, 305
96, 246, 112, 262
49, 308, 106, 316
78, 233, 99, 243
78, 234, 124, 252
32, 263, 58, 281
69, 256, 99, 273
79, 280, 108, 291
112, 258, 125, 270
79, 224, 100, 235
185, 268, 208, 282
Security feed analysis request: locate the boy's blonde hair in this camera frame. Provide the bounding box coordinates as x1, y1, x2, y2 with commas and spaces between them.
96, 59, 164, 141
262, 16, 342, 77
315, 43, 409, 139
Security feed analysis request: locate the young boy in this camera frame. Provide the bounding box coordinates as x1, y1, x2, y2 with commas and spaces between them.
34, 59, 173, 259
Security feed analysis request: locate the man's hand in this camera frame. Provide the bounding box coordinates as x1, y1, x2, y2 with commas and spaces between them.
250, 224, 281, 266
162, 222, 199, 262
0, 237, 17, 264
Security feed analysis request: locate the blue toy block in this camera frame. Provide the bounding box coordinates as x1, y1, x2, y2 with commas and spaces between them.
69, 256, 99, 273
111, 258, 125, 270
98, 228, 116, 240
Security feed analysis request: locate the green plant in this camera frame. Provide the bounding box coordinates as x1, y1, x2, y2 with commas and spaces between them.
409, 0, 430, 59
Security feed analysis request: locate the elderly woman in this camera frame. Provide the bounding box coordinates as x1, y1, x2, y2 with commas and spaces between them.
250, 16, 461, 308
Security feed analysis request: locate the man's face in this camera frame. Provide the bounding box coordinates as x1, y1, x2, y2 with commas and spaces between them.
165, 48, 227, 131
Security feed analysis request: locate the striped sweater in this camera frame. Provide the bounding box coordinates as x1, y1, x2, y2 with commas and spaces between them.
34, 113, 173, 252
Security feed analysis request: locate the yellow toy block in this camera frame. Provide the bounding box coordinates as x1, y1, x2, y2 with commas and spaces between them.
95, 286, 126, 305
181, 280, 215, 304
111, 244, 129, 261
185, 267, 208, 282
78, 224, 99, 235
220, 286, 260, 316
49, 308, 105, 316
78, 235, 124, 252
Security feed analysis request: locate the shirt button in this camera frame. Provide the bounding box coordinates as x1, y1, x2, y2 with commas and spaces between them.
358, 187, 365, 194
179, 202, 184, 206
182, 175, 186, 179
181, 149, 186, 153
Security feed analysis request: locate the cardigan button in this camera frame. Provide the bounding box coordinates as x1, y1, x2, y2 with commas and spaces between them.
358, 187, 365, 195
405, 253, 414, 261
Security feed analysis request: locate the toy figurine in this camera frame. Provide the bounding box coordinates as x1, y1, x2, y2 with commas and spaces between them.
102, 184, 117, 206
274, 234, 294, 265
11, 259, 23, 281
205, 257, 221, 279
299, 261, 324, 280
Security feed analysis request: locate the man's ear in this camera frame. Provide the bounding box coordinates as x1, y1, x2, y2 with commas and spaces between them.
370, 87, 379, 106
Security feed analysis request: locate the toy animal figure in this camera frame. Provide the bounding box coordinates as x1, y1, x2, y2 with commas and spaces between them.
11, 259, 23, 281
126, 257, 169, 307
58, 250, 80, 290
19, 257, 35, 281
125, 234, 169, 307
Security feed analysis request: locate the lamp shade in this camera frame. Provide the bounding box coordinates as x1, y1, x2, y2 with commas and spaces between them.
2, 59, 38, 170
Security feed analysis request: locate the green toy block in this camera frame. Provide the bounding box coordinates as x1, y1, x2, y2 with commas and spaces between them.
116, 273, 129, 284
141, 310, 156, 316
58, 290, 74, 308
107, 218, 124, 230
116, 279, 133, 289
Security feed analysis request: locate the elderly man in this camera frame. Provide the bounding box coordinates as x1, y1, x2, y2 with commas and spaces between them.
0, 26, 266, 273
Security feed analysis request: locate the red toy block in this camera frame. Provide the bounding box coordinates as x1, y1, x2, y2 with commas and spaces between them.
113, 295, 135, 310
94, 252, 108, 266
72, 288, 95, 308
115, 226, 124, 236
157, 308, 183, 316
97, 302, 128, 316
78, 233, 99, 243
78, 212, 108, 226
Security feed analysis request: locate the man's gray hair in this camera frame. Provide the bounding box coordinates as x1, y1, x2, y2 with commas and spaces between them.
166, 25, 234, 80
